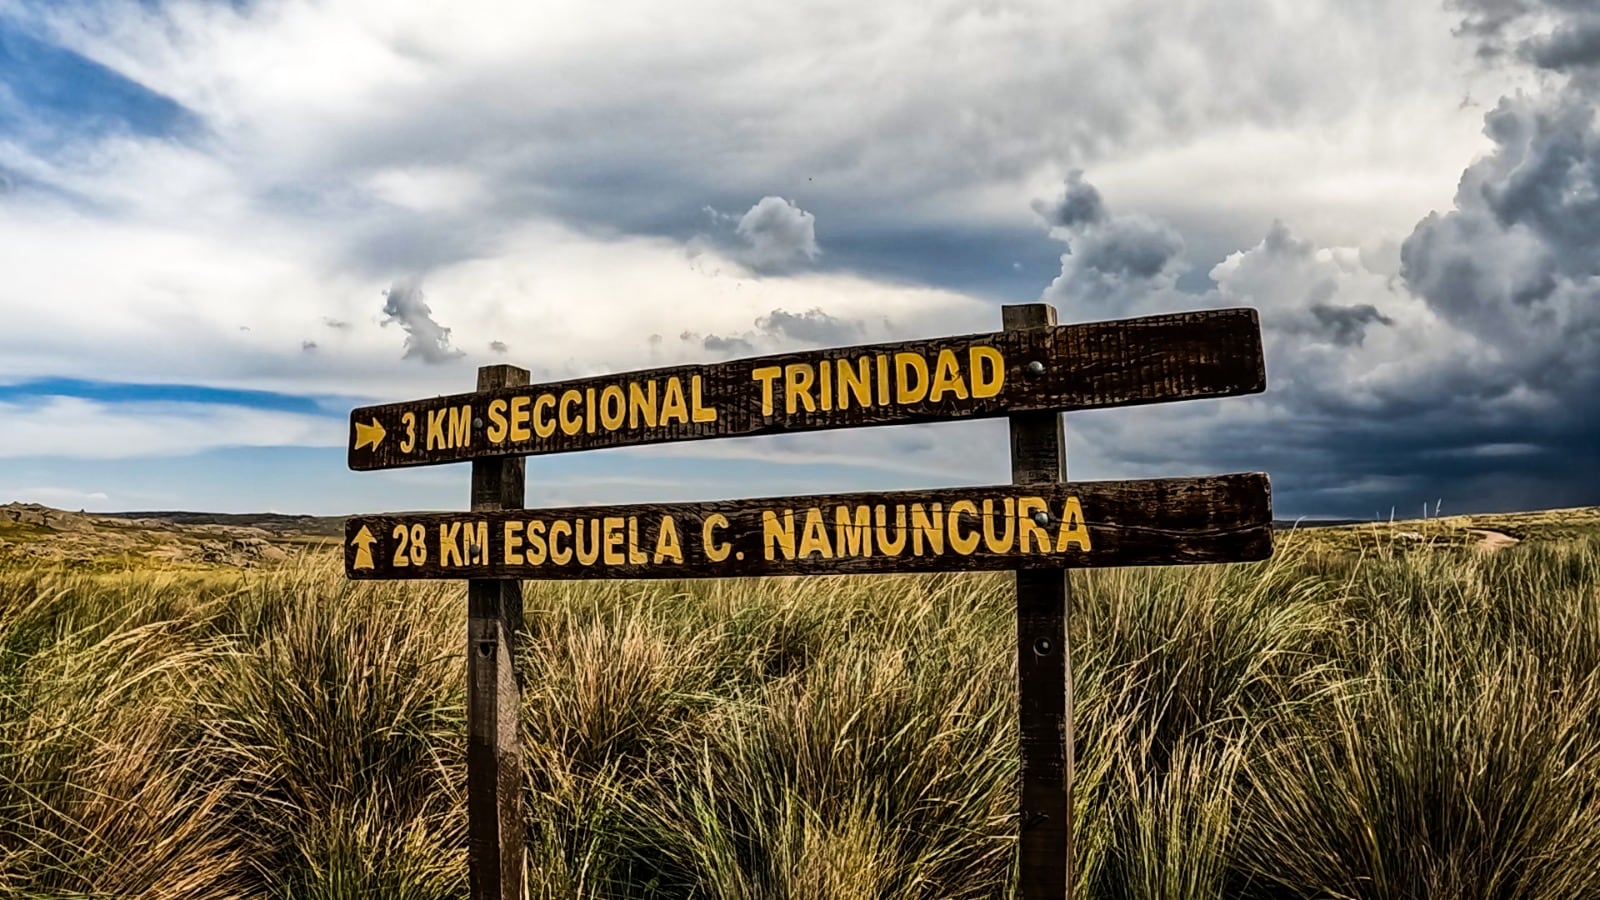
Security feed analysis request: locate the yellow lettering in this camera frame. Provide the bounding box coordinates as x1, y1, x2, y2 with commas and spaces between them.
527, 521, 548, 565
486, 399, 508, 444
391, 523, 410, 567
983, 498, 1015, 553
603, 517, 625, 565
600, 385, 626, 431
818, 360, 833, 411
400, 411, 417, 452
468, 522, 488, 565
798, 507, 832, 558
874, 504, 908, 556
559, 390, 583, 436
834, 505, 872, 558
585, 387, 597, 434
784, 363, 816, 414
763, 509, 796, 560
1018, 497, 1050, 553
876, 354, 891, 404
1055, 497, 1092, 552
426, 407, 447, 450
504, 521, 525, 565
575, 518, 600, 566
911, 503, 944, 556
752, 366, 782, 417
510, 396, 533, 442
691, 375, 717, 423
449, 404, 470, 448
660, 377, 690, 425
439, 521, 463, 567
928, 349, 969, 402
627, 517, 648, 564
533, 394, 556, 439
970, 346, 1004, 398
703, 513, 731, 562
948, 500, 980, 555
837, 357, 872, 410
548, 520, 572, 565
628, 381, 658, 429
654, 515, 684, 564
894, 352, 930, 404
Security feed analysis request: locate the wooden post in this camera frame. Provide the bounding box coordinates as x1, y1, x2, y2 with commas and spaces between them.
1004, 303, 1075, 898
468, 364, 527, 900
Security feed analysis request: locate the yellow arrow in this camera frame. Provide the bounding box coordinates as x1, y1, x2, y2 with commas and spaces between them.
353, 418, 386, 451
351, 526, 376, 570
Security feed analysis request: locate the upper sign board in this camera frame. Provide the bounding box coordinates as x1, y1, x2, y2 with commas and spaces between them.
348, 308, 1265, 470
343, 472, 1272, 580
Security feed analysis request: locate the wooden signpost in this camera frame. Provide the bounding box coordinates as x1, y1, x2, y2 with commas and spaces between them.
345, 303, 1272, 900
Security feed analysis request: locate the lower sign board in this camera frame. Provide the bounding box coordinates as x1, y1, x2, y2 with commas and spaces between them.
344, 472, 1271, 580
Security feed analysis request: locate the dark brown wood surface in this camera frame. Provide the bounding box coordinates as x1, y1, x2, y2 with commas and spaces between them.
1006, 303, 1074, 899
466, 365, 527, 900
343, 472, 1272, 580
348, 308, 1265, 470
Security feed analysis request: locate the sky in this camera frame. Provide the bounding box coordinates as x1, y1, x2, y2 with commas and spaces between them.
0, 0, 1597, 519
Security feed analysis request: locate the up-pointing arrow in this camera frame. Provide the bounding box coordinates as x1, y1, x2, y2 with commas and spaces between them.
351, 526, 377, 570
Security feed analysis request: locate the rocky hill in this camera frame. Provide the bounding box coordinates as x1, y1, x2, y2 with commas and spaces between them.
0, 503, 337, 570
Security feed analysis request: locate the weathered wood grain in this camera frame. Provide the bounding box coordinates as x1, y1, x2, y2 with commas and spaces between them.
1005, 303, 1074, 899
348, 308, 1265, 470
466, 365, 526, 900
343, 472, 1272, 580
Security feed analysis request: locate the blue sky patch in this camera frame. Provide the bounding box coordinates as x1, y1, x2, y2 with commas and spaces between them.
0, 378, 338, 417
0, 15, 199, 145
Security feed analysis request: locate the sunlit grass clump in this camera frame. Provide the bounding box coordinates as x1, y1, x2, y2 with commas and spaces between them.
0, 529, 1598, 898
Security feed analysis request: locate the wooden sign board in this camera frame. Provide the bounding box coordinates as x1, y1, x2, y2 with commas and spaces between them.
348, 308, 1264, 470
344, 472, 1271, 580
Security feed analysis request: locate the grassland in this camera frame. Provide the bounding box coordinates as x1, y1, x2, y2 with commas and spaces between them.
0, 512, 1597, 898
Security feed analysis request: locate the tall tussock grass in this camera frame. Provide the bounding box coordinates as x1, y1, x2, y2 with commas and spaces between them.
0, 534, 1597, 898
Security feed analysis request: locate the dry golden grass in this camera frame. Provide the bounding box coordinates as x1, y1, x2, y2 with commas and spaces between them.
0, 519, 1596, 898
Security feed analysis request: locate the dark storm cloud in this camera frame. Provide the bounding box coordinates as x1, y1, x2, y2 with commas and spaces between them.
380, 278, 466, 364
1165, 0, 1600, 517
1037, 107, 1600, 517
1526, 15, 1600, 71
1318, 64, 1600, 510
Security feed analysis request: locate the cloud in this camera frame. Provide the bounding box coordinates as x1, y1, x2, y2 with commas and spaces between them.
1037, 5, 1600, 517
1035, 171, 1186, 308
1454, 0, 1600, 75
731, 196, 819, 272
0, 396, 343, 459
752, 308, 862, 346
380, 277, 466, 364
0, 0, 1587, 517
689, 305, 882, 358
488, 339, 508, 354
700, 333, 754, 357
301, 339, 317, 351
1031, 170, 1106, 229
